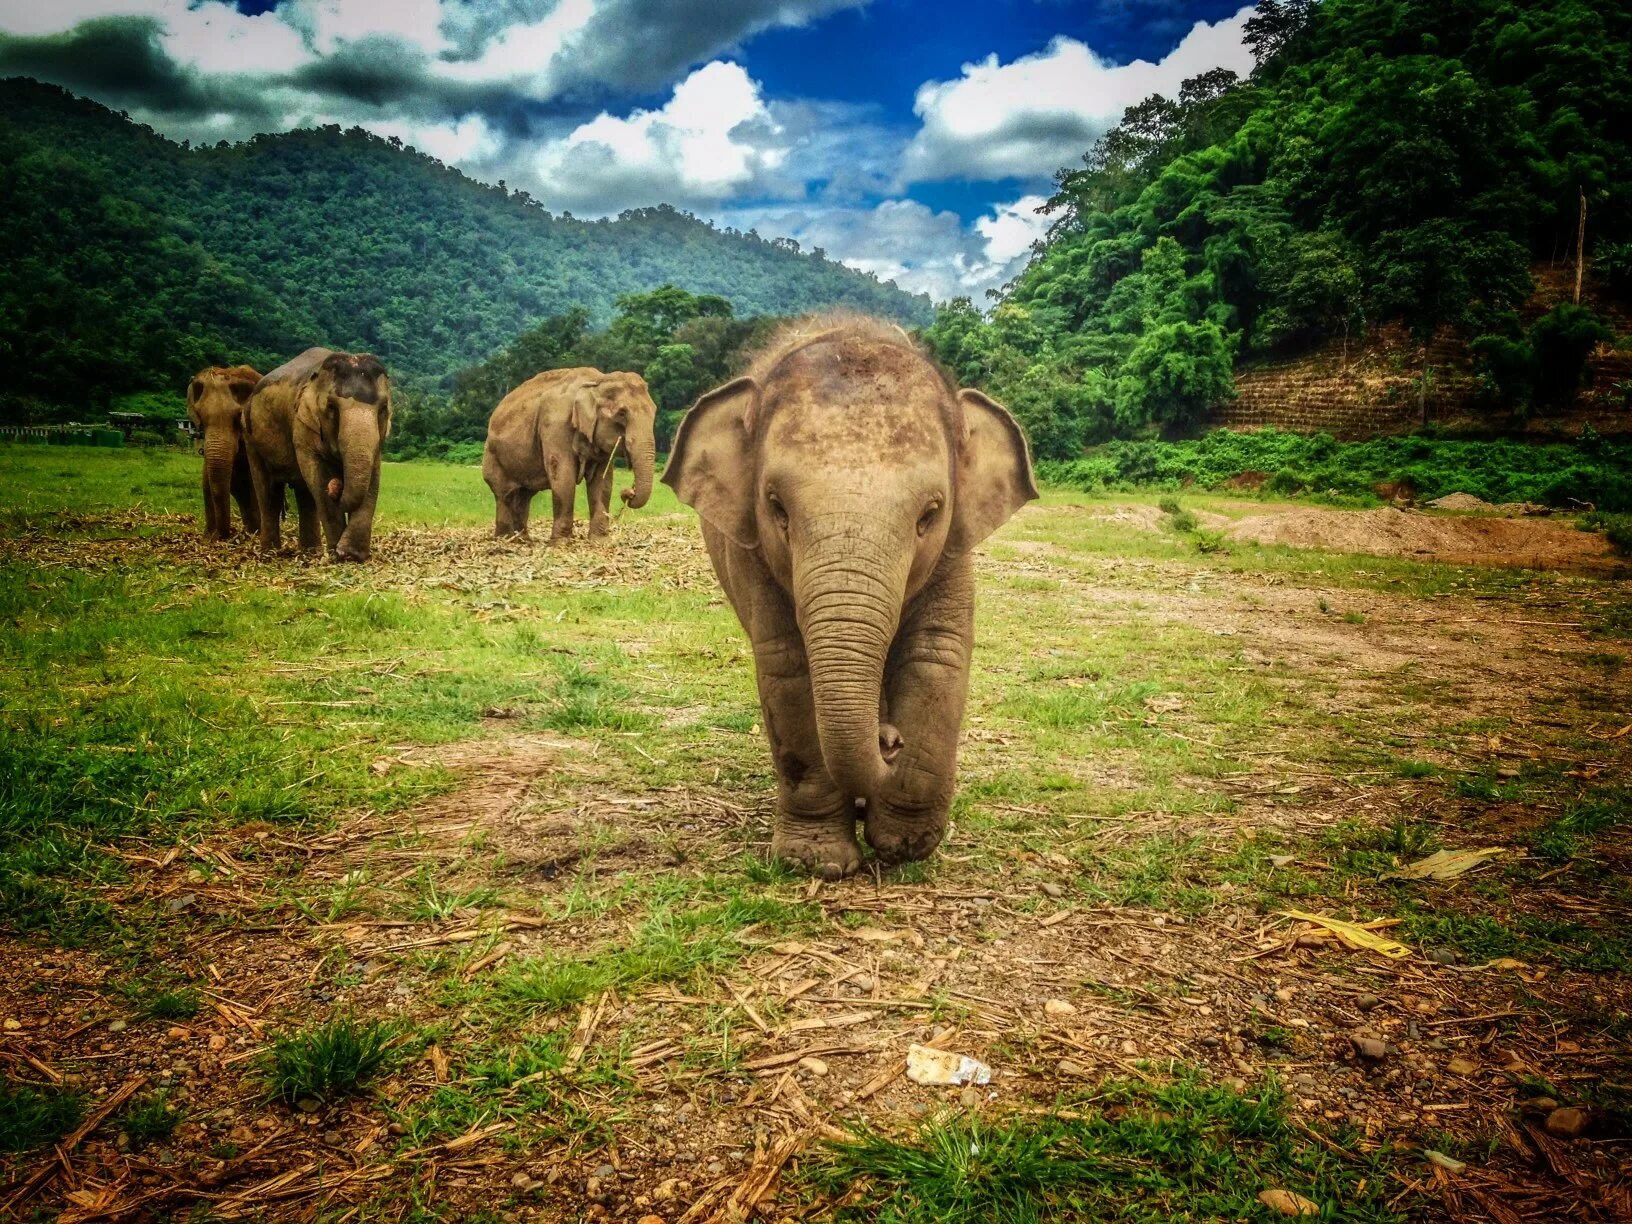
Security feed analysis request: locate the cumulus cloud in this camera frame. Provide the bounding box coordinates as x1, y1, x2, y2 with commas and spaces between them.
901, 5, 1255, 183
0, 0, 868, 134
529, 60, 787, 213
726, 193, 1049, 303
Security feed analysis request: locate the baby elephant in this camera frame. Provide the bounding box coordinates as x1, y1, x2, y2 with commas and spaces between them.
244, 348, 392, 562
186, 364, 262, 540
483, 368, 658, 541
663, 317, 1037, 878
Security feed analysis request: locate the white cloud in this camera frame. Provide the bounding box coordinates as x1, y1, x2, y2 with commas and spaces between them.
902, 6, 1255, 183
367, 115, 501, 165
285, 0, 451, 57
727, 193, 1048, 303
975, 194, 1051, 263
530, 60, 787, 212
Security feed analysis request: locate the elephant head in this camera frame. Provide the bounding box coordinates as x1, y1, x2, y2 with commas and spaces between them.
568, 372, 658, 509
663, 327, 1036, 803
187, 364, 261, 539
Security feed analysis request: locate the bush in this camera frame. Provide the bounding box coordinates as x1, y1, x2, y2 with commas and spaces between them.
1036, 428, 1632, 512
1529, 305, 1615, 410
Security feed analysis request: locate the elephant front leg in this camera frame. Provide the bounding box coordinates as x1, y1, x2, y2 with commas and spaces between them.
864, 562, 975, 865
290, 483, 323, 554
297, 454, 345, 558
246, 450, 282, 552
757, 634, 864, 880
232, 456, 260, 535
335, 458, 380, 562
547, 456, 576, 542
585, 459, 613, 538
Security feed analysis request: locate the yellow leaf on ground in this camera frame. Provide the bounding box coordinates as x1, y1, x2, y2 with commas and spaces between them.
1279, 910, 1413, 959
1258, 1188, 1320, 1216
1393, 847, 1505, 880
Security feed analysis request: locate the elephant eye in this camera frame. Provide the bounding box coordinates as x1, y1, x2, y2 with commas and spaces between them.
916, 499, 942, 537
767, 492, 789, 531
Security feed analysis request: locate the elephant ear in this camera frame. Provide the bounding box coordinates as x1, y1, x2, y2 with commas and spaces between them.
229, 378, 254, 405
662, 377, 759, 548
570, 382, 600, 443
948, 388, 1039, 555
186, 379, 204, 428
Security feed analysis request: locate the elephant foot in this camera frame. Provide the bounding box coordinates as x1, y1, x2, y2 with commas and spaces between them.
772, 824, 863, 880
335, 543, 369, 563
863, 808, 946, 865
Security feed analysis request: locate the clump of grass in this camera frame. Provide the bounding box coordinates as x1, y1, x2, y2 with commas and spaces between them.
120, 1091, 180, 1147
801, 1075, 1400, 1223
542, 661, 652, 732
0, 1082, 82, 1152
112, 976, 203, 1021
1530, 793, 1629, 864
497, 896, 817, 1013
262, 1015, 400, 1105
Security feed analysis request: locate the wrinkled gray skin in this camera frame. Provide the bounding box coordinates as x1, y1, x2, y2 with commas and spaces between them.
186, 364, 262, 540
244, 348, 392, 562
663, 321, 1037, 877
482, 368, 658, 541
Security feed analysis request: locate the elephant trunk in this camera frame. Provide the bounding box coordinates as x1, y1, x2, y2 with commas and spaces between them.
794, 521, 909, 802
201, 427, 238, 533
337, 407, 378, 514
624, 414, 655, 509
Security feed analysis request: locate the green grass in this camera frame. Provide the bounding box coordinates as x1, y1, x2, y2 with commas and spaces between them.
0, 1081, 82, 1153
119, 1090, 181, 1147
262, 1015, 402, 1105
111, 977, 203, 1021
1530, 792, 1631, 864
801, 1074, 1405, 1223
487, 895, 818, 1015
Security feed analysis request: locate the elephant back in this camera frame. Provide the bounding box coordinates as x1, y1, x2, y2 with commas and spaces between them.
254, 347, 334, 395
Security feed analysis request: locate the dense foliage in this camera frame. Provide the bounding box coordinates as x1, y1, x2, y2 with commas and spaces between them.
1040, 427, 1632, 512
391, 285, 786, 457
926, 0, 1632, 456
0, 78, 928, 423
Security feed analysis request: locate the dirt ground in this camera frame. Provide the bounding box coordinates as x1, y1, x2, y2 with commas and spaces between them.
1086, 500, 1622, 571
2, 498, 1630, 1222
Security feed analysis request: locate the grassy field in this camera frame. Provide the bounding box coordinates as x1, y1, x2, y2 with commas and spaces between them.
1, 444, 1628, 1222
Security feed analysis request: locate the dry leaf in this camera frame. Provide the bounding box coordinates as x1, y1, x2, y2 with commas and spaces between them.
1393, 847, 1504, 880
1279, 910, 1412, 959
1258, 1188, 1320, 1216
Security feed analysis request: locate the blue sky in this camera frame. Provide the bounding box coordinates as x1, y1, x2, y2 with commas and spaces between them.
0, 0, 1256, 302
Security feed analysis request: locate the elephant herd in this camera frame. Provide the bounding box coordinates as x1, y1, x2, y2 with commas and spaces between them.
184, 318, 1039, 875
187, 348, 654, 560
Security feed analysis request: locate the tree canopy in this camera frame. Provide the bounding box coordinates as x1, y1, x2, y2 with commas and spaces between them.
0, 78, 929, 423
924, 0, 1632, 456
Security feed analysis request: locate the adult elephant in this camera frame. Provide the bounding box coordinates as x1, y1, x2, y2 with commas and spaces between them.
482, 368, 657, 541
663, 317, 1037, 878
244, 348, 392, 562
186, 364, 262, 540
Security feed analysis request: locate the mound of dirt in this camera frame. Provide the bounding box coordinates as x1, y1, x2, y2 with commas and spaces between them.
1086, 504, 1231, 532
1426, 492, 1499, 512
1224, 506, 1616, 569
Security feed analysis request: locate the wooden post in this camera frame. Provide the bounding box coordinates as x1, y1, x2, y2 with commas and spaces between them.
1575, 187, 1586, 304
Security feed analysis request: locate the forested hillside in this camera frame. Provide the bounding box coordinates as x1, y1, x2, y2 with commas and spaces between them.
0, 78, 929, 421
927, 0, 1632, 457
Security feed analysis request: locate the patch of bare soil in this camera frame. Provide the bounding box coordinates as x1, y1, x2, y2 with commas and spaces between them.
1222, 506, 1621, 570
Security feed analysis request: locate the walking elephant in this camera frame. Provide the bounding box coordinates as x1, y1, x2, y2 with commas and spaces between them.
482, 368, 657, 541
186, 364, 262, 540
662, 317, 1037, 878
243, 348, 392, 562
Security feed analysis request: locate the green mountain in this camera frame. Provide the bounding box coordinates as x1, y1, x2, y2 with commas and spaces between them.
926, 0, 1632, 456
0, 77, 930, 420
